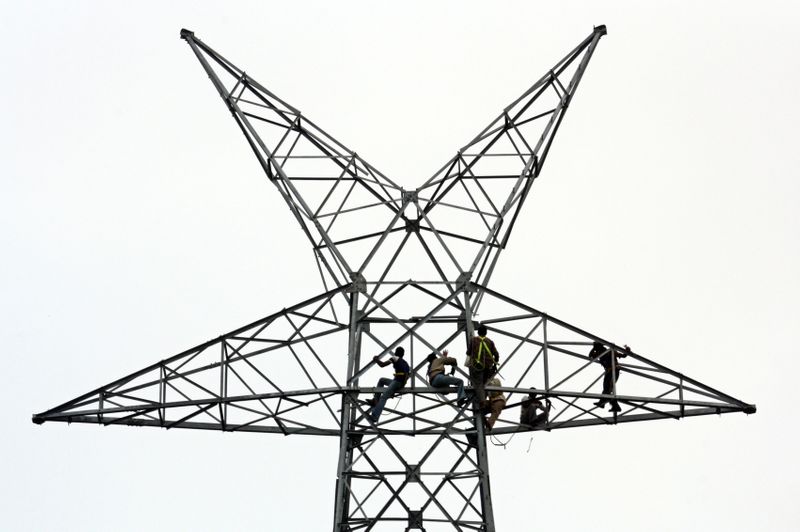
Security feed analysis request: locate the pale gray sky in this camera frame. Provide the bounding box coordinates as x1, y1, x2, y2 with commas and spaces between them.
2, 1, 798, 530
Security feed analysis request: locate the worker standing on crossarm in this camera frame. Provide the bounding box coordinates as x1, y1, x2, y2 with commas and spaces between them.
368, 346, 409, 423
465, 324, 499, 407
589, 341, 630, 413
426, 349, 466, 405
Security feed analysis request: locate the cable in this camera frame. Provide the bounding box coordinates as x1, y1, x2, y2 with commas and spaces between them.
489, 431, 517, 449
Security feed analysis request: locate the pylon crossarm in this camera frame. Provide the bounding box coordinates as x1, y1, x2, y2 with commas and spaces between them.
33, 286, 353, 430
34, 277, 754, 438
472, 281, 755, 409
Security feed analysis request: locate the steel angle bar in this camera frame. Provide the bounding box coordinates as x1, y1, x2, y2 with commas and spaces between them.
224, 340, 285, 394
357, 196, 412, 273
546, 396, 611, 429
162, 364, 221, 401
102, 407, 159, 426
273, 116, 303, 165
463, 168, 504, 219
283, 313, 342, 386
239, 111, 294, 129
512, 107, 557, 128
359, 232, 412, 314
100, 391, 161, 407
620, 399, 681, 421
479, 313, 541, 325
619, 366, 731, 404
288, 310, 345, 328
284, 291, 347, 342
213, 392, 283, 431
358, 281, 411, 319
418, 225, 498, 248
318, 226, 406, 250
504, 346, 544, 400
317, 177, 359, 243
165, 403, 217, 430
407, 282, 464, 313
455, 179, 498, 235
459, 152, 534, 158
161, 380, 222, 426
413, 232, 468, 310
546, 374, 604, 424
414, 200, 463, 272
284, 343, 341, 425
618, 387, 681, 417
494, 318, 544, 370
313, 155, 357, 217
549, 358, 597, 391
416, 191, 499, 219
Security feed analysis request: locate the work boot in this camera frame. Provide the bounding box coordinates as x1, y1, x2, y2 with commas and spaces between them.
610, 403, 622, 413
594, 400, 606, 409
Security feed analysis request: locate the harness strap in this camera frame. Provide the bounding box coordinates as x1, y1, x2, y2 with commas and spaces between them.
475, 336, 495, 367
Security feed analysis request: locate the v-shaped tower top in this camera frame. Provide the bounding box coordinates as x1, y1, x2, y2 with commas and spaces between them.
180, 26, 606, 296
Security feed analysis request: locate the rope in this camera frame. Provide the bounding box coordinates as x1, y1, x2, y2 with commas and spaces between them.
489, 431, 517, 449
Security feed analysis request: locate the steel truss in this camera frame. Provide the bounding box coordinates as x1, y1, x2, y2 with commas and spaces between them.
33, 26, 755, 532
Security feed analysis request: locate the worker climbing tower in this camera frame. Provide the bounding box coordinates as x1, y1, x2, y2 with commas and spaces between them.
32, 26, 755, 531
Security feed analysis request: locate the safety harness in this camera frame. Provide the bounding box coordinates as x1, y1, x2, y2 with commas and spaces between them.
473, 336, 495, 370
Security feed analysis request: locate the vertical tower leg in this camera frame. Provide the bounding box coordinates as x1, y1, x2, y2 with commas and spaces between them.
333, 292, 361, 531
473, 421, 496, 532
464, 285, 496, 531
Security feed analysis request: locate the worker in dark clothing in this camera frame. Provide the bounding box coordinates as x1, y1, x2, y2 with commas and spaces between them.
520, 388, 550, 428
368, 346, 409, 422
589, 341, 630, 413
465, 324, 499, 407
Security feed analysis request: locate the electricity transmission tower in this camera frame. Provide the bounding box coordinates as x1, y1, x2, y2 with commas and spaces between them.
33, 26, 755, 531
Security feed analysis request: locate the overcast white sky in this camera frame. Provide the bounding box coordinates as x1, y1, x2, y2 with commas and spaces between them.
2, 1, 798, 530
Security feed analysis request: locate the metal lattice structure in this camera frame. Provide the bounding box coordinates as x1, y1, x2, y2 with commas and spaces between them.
33, 26, 755, 531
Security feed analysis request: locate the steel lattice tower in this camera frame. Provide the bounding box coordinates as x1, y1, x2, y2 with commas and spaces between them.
33, 26, 755, 531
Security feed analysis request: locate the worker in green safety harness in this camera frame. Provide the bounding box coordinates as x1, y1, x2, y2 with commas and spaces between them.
465, 324, 500, 409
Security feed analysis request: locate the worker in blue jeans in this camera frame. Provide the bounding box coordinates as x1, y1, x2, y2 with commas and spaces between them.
426, 349, 466, 405
368, 346, 409, 423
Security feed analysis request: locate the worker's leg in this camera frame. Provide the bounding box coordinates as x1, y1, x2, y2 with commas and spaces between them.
486, 399, 505, 430
372, 377, 393, 404
370, 379, 401, 422
596, 370, 613, 407
431, 373, 465, 402
609, 369, 622, 412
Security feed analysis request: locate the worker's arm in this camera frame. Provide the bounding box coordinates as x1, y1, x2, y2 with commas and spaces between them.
373, 355, 393, 368
491, 340, 500, 363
